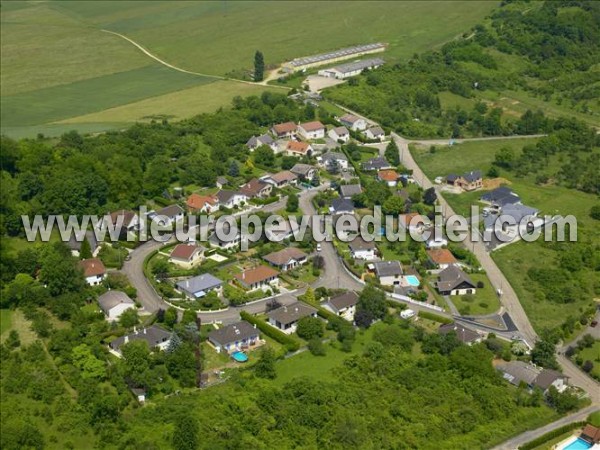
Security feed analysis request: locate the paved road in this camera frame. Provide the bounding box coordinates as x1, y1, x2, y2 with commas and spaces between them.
491, 405, 599, 450
392, 132, 538, 347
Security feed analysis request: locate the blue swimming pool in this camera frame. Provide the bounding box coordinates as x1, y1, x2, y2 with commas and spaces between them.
405, 275, 420, 287
231, 351, 248, 363
563, 438, 592, 450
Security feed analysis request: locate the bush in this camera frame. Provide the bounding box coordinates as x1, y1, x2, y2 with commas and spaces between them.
240, 311, 300, 352
519, 422, 585, 450
308, 338, 326, 356
476, 281, 484, 289
296, 317, 324, 341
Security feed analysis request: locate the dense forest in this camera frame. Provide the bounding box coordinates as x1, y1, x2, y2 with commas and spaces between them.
324, 0, 600, 138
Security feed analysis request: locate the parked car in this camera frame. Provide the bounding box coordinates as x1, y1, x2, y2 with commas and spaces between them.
591, 320, 598, 328
316, 243, 322, 252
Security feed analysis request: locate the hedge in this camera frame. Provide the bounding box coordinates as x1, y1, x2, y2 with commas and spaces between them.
417, 311, 453, 324
240, 311, 300, 352
519, 422, 584, 450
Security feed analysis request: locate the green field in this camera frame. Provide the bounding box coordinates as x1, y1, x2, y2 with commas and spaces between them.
575, 341, 600, 378
411, 139, 600, 332
1, 1, 498, 137
450, 273, 500, 316
0, 309, 13, 336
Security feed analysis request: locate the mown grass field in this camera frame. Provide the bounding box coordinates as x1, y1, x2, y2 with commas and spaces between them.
1, 1, 498, 137
411, 139, 600, 332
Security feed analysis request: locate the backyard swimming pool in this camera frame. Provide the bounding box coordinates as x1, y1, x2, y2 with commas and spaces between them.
405, 275, 420, 287
560, 437, 593, 450
231, 351, 248, 363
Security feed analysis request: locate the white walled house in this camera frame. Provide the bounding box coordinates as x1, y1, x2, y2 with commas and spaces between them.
297, 121, 326, 140
169, 243, 205, 269
328, 126, 350, 143
317, 57, 385, 79
364, 126, 385, 141
339, 114, 367, 131
79, 258, 106, 286
348, 237, 377, 260
324, 291, 359, 322
216, 190, 247, 209
267, 302, 318, 334
109, 326, 172, 357
436, 266, 477, 296
208, 321, 260, 354
373, 260, 403, 286
98, 290, 136, 321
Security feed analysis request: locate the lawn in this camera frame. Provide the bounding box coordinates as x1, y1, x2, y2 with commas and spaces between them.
450, 273, 500, 316
0, 309, 13, 336
2, 1, 498, 135
576, 341, 600, 378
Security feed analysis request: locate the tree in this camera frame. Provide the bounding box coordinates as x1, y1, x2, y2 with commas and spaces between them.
296, 316, 324, 340
494, 146, 515, 168
384, 140, 400, 166
5, 330, 20, 349
119, 308, 139, 328
303, 287, 316, 305
120, 340, 150, 385
254, 145, 275, 168
582, 360, 594, 373
286, 193, 299, 212
166, 342, 197, 387
72, 344, 105, 380
308, 338, 326, 356
356, 286, 387, 327
312, 255, 325, 270
39, 243, 84, 296
79, 238, 92, 260
590, 205, 600, 221
382, 195, 405, 215
254, 50, 265, 82
164, 307, 178, 327
423, 187, 437, 205
254, 347, 277, 379
172, 414, 199, 450
531, 339, 558, 369
228, 161, 240, 177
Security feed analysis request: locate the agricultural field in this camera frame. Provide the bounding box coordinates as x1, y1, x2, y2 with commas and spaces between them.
1, 0, 497, 137
411, 139, 600, 333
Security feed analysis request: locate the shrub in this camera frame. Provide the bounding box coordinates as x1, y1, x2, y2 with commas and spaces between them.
476, 281, 484, 289
519, 422, 584, 450
308, 338, 326, 356
417, 311, 452, 324
296, 317, 324, 341
240, 311, 299, 352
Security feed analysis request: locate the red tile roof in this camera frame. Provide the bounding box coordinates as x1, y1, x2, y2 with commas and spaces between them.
170, 243, 204, 261
79, 258, 106, 277
299, 121, 325, 132
234, 266, 279, 286
377, 169, 399, 182
427, 249, 457, 265
272, 122, 297, 134
186, 194, 218, 211
286, 141, 311, 154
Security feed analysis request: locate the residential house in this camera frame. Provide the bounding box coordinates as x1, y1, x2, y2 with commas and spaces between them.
340, 184, 362, 199
447, 170, 483, 191
317, 57, 384, 79
247, 134, 277, 152
98, 290, 135, 321
286, 140, 313, 157
426, 229, 448, 249
330, 198, 355, 215
240, 178, 273, 199
363, 126, 385, 141
208, 231, 246, 250
497, 361, 545, 389
318, 152, 348, 171
324, 291, 359, 322
79, 258, 106, 286
427, 248, 457, 270
377, 169, 399, 187
216, 190, 247, 209
268, 302, 318, 334
109, 326, 172, 356
234, 266, 279, 291
68, 230, 100, 257
263, 170, 298, 188
216, 176, 229, 189
328, 126, 350, 143
438, 323, 483, 345
348, 237, 377, 260
339, 113, 368, 131
265, 220, 301, 242
290, 163, 317, 181
100, 210, 140, 234
154, 204, 185, 226
271, 121, 297, 138
186, 194, 219, 213
480, 186, 520, 208
208, 321, 260, 354
362, 156, 392, 171
399, 213, 431, 234
263, 248, 308, 271
581, 425, 600, 445
169, 243, 205, 269
436, 265, 476, 296
533, 369, 569, 394
485, 204, 540, 237
373, 260, 403, 286
176, 274, 223, 299
297, 121, 326, 140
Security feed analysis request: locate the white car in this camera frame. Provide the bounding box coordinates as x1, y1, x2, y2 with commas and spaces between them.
316, 243, 322, 252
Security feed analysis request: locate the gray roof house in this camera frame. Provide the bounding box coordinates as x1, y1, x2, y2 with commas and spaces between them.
68, 230, 99, 256
340, 184, 362, 199
109, 326, 172, 354
438, 323, 482, 345
208, 321, 260, 353
362, 156, 392, 171
330, 198, 355, 215
97, 290, 135, 320
155, 204, 185, 223
497, 361, 541, 387
247, 134, 276, 150
176, 274, 223, 298
480, 186, 521, 207
325, 291, 359, 314
268, 302, 318, 333
500, 204, 539, 222
436, 265, 476, 295
216, 176, 229, 188
373, 260, 403, 277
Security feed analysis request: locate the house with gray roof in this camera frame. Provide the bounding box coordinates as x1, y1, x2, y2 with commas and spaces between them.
154, 204, 185, 226
497, 361, 540, 387
328, 126, 350, 142
348, 237, 377, 260
330, 198, 355, 215
319, 151, 348, 171
340, 184, 362, 199
362, 156, 392, 171
216, 176, 229, 189
268, 302, 318, 334
215, 190, 247, 209
363, 126, 385, 141
318, 57, 385, 80
176, 274, 223, 299
480, 186, 521, 208
98, 290, 135, 321
373, 260, 403, 286
324, 291, 359, 322
290, 163, 317, 180
109, 325, 172, 356
436, 265, 476, 296
247, 134, 277, 151
438, 323, 483, 345
68, 230, 100, 258
446, 170, 482, 191
208, 321, 260, 354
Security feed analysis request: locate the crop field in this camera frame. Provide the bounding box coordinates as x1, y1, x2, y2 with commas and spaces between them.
1, 0, 497, 137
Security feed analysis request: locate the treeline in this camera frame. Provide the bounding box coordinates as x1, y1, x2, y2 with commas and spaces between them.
0, 92, 330, 236
324, 0, 600, 138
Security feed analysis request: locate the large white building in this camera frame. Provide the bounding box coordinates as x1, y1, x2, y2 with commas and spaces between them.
318, 57, 385, 79
282, 43, 386, 72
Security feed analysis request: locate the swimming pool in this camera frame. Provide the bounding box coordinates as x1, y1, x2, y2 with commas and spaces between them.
231, 351, 248, 363
562, 438, 592, 450
405, 275, 420, 287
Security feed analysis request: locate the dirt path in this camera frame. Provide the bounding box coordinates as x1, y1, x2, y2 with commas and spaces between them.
101, 30, 288, 90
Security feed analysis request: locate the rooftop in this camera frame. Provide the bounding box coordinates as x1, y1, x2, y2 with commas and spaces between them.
438, 323, 481, 344
98, 290, 134, 314
208, 321, 259, 347
340, 184, 362, 198
299, 121, 325, 132
110, 325, 172, 351
373, 260, 403, 277
329, 57, 385, 74
427, 248, 457, 265
437, 265, 475, 291
170, 243, 205, 261
288, 43, 386, 67
176, 273, 223, 296
235, 266, 279, 286
268, 302, 317, 325
263, 248, 308, 266
79, 258, 106, 277
327, 291, 359, 312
